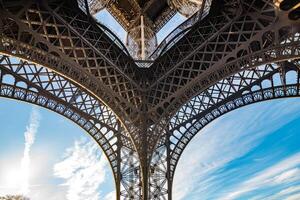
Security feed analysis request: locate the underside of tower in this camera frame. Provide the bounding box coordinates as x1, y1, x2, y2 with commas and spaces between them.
0, 0, 299, 199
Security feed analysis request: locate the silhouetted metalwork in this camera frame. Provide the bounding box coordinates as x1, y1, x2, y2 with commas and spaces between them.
0, 0, 299, 199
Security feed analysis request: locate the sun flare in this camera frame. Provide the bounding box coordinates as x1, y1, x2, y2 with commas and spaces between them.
3, 166, 22, 190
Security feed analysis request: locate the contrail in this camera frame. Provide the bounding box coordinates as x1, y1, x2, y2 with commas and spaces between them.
20, 107, 40, 196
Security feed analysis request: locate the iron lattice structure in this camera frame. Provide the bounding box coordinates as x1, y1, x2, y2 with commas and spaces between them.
0, 0, 299, 199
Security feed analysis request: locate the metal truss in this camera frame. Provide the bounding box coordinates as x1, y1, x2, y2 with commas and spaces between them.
0, 0, 300, 199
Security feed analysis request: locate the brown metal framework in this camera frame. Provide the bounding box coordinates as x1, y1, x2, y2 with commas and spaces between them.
0, 0, 299, 199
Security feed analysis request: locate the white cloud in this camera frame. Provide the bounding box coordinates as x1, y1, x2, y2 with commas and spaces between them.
285, 193, 300, 200
279, 186, 300, 196
173, 99, 300, 200
20, 107, 40, 196
257, 185, 300, 200
0, 107, 41, 197
221, 152, 300, 200
53, 138, 108, 200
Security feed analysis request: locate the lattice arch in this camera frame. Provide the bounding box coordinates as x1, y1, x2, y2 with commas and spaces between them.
147, 28, 300, 198
0, 54, 143, 199
0, 53, 119, 164
0, 1, 144, 198
167, 59, 300, 184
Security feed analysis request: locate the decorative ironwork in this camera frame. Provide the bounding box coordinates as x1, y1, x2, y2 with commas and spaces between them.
0, 0, 299, 199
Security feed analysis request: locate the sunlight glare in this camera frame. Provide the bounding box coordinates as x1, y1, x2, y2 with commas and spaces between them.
3, 166, 22, 191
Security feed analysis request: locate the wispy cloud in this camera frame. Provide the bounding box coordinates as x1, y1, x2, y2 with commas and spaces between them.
222, 152, 300, 199
253, 185, 300, 200
173, 99, 300, 200
285, 192, 300, 200
53, 138, 108, 200
20, 107, 40, 195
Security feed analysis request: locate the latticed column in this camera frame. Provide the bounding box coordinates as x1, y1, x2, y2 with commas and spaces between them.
115, 125, 143, 200
118, 117, 173, 200
148, 139, 171, 200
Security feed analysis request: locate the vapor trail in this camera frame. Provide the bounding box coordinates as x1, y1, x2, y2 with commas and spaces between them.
20, 107, 40, 196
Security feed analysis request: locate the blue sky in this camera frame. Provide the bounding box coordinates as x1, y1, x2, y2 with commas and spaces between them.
0, 99, 115, 200
174, 98, 300, 200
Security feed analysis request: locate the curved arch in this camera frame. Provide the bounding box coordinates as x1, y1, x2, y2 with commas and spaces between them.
147, 19, 300, 199
0, 2, 144, 197
168, 60, 300, 181
0, 54, 143, 199
149, 38, 300, 171
169, 26, 300, 129
0, 54, 125, 181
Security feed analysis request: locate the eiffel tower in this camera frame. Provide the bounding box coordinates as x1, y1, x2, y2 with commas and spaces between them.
0, 0, 299, 199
